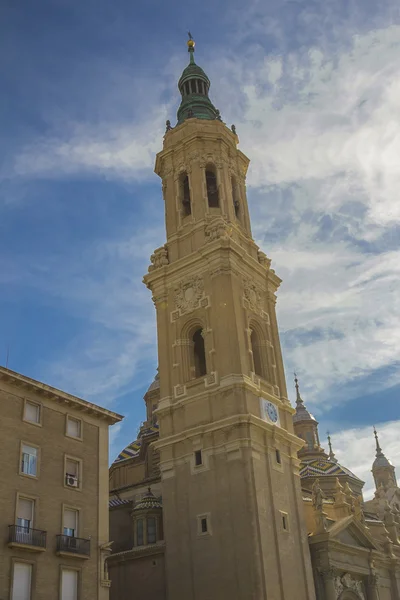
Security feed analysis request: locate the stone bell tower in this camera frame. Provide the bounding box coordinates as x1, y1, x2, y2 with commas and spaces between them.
144, 36, 315, 600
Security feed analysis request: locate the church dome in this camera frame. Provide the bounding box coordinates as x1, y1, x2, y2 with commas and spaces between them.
373, 454, 392, 469
146, 371, 160, 393
133, 488, 162, 512
293, 403, 317, 424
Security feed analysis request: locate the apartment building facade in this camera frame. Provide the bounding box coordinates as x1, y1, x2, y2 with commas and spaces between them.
0, 366, 123, 600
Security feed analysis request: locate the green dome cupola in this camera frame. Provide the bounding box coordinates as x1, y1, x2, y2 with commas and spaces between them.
176, 34, 221, 125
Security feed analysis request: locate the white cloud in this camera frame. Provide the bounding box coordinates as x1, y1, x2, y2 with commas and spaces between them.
332, 420, 400, 500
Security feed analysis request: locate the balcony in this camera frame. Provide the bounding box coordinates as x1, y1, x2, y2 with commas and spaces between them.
56, 534, 90, 559
8, 525, 46, 552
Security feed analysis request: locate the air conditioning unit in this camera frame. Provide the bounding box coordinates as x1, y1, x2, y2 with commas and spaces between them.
66, 475, 78, 488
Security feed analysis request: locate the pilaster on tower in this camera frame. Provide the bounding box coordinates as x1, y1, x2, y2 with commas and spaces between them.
143, 37, 316, 600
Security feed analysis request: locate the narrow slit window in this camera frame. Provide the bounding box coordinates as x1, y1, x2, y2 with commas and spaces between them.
250, 329, 262, 378
282, 514, 288, 531
181, 174, 191, 216
206, 169, 219, 208
201, 518, 208, 533
194, 450, 202, 466
185, 81, 190, 95
275, 449, 281, 465
193, 329, 206, 377
231, 176, 240, 217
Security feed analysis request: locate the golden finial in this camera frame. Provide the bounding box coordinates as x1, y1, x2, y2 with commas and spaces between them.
187, 31, 195, 50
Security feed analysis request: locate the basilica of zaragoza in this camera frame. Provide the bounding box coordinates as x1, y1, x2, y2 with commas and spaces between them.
108, 38, 400, 600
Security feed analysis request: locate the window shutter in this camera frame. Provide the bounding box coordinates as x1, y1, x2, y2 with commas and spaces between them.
66, 460, 78, 477
61, 569, 78, 600
25, 402, 40, 423
12, 563, 32, 600
64, 509, 78, 531
18, 498, 34, 522
67, 418, 81, 438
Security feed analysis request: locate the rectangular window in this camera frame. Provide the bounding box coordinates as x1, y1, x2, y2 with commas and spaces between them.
66, 416, 82, 439
61, 569, 78, 600
24, 401, 41, 425
17, 497, 34, 531
136, 519, 144, 546
21, 444, 38, 477
194, 450, 202, 466
65, 457, 80, 488
275, 449, 281, 465
147, 517, 156, 544
11, 562, 32, 600
281, 512, 289, 531
63, 508, 78, 537
201, 518, 208, 533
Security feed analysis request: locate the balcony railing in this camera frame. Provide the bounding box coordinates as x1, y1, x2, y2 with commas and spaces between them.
8, 525, 47, 549
56, 534, 90, 556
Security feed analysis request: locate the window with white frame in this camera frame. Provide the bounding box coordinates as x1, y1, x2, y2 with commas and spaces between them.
11, 562, 32, 600
21, 444, 38, 477
63, 508, 78, 538
66, 416, 82, 439
24, 401, 41, 425
61, 569, 78, 600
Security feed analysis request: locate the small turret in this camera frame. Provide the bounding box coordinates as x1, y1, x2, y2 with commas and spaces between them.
372, 427, 397, 490
292, 374, 326, 460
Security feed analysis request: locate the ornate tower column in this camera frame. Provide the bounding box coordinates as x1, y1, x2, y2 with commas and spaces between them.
144, 37, 315, 600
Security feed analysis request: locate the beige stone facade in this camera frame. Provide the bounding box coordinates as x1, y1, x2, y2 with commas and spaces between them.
0, 366, 122, 600
108, 40, 400, 600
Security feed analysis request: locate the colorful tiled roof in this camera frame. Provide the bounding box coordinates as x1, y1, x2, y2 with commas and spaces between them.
113, 423, 159, 465
300, 458, 363, 482
109, 497, 131, 509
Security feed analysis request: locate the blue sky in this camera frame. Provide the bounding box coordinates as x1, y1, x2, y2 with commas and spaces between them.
1, 0, 400, 498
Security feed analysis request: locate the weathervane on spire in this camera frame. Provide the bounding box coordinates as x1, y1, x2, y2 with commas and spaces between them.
187, 31, 195, 61
327, 432, 337, 463
294, 372, 303, 405
373, 426, 383, 457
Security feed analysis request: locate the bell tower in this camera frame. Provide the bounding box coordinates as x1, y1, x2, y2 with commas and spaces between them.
144, 37, 315, 600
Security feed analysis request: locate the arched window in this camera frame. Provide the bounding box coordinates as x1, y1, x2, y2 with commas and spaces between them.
250, 329, 262, 377
184, 81, 189, 96
181, 173, 191, 216
231, 176, 240, 218
206, 168, 219, 208
193, 329, 206, 377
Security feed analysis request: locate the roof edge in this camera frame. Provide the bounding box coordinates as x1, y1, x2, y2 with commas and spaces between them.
0, 366, 123, 424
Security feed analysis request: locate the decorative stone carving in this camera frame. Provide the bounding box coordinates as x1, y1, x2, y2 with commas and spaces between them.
257, 250, 271, 269
334, 478, 347, 505
312, 479, 324, 512
100, 541, 113, 588
148, 245, 169, 272
243, 277, 264, 315
334, 573, 365, 599
205, 217, 231, 243
174, 276, 204, 316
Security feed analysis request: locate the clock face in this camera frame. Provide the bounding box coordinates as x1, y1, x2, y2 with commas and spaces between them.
260, 398, 279, 425
266, 401, 278, 423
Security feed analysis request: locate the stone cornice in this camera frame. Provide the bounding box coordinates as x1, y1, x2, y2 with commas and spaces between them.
144, 235, 281, 292
0, 366, 123, 424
